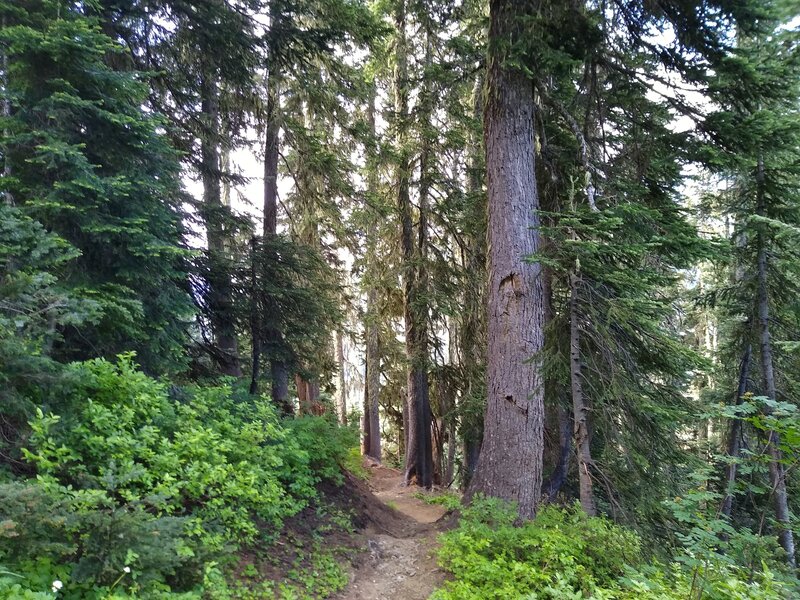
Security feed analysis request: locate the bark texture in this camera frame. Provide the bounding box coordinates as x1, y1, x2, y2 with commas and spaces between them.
466, 0, 545, 520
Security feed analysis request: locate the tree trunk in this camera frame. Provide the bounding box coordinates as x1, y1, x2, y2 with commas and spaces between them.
396, 0, 432, 488
365, 288, 382, 461
262, 74, 291, 414
362, 84, 382, 461
542, 404, 572, 501
249, 236, 261, 394
756, 153, 795, 568
466, 0, 545, 520
570, 271, 595, 516
2, 14, 13, 206
336, 330, 347, 424
460, 70, 486, 490
200, 66, 241, 377
720, 343, 751, 520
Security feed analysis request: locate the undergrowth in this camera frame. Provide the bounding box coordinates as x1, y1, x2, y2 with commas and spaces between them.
0, 356, 359, 599
432, 497, 794, 600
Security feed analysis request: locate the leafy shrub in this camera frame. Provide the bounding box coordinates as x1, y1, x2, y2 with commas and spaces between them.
5, 355, 358, 597
432, 497, 790, 600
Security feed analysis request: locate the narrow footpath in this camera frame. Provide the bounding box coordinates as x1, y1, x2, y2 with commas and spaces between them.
336, 465, 449, 600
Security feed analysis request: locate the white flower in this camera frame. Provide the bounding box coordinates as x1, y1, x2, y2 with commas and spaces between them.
123, 566, 131, 574
51, 580, 63, 593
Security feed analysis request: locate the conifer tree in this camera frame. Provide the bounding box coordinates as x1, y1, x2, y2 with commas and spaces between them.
0, 0, 192, 374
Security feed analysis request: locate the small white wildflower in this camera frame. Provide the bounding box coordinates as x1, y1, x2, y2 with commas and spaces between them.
51, 580, 63, 593
123, 566, 131, 574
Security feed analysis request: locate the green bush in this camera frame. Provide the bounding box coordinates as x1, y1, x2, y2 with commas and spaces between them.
2, 355, 357, 598
432, 497, 790, 600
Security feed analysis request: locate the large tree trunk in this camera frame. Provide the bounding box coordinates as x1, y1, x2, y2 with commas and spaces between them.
200, 67, 241, 377
262, 74, 292, 414
720, 343, 751, 520
570, 271, 595, 515
396, 0, 433, 488
756, 154, 795, 568
466, 0, 545, 520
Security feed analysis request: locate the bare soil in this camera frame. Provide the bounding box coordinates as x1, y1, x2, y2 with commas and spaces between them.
335, 464, 451, 600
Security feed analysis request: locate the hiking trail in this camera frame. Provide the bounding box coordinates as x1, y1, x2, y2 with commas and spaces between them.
336, 465, 450, 600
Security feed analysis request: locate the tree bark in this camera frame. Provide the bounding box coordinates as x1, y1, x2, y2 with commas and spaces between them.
365, 288, 382, 461
363, 84, 382, 462
200, 65, 241, 377
570, 271, 595, 516
262, 73, 292, 414
460, 70, 486, 489
336, 330, 347, 424
756, 153, 795, 568
2, 14, 13, 206
466, 0, 545, 520
396, 0, 433, 488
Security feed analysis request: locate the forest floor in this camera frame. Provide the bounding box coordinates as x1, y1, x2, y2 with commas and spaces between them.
335, 464, 451, 600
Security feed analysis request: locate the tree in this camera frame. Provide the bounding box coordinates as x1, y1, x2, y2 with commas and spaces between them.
0, 0, 192, 375
465, 0, 546, 520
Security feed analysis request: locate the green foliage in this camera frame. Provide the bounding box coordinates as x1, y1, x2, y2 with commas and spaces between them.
0, 0, 193, 374
433, 497, 791, 600
412, 490, 461, 512
1, 355, 357, 597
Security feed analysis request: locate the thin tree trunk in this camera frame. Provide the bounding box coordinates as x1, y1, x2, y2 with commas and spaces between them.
365, 291, 382, 461
363, 84, 382, 461
396, 0, 432, 488
336, 330, 347, 424
2, 14, 13, 206
460, 70, 486, 489
542, 404, 572, 501
756, 153, 795, 568
362, 369, 370, 456
720, 343, 751, 520
466, 0, 545, 520
249, 236, 261, 394
200, 66, 241, 377
570, 271, 595, 515
263, 74, 291, 414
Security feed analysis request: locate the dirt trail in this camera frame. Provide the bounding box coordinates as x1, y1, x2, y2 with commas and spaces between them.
336, 465, 450, 600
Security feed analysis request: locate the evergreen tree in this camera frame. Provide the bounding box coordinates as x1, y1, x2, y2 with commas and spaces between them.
0, 0, 192, 375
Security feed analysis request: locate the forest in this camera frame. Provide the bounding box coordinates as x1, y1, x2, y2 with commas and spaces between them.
2, 0, 800, 598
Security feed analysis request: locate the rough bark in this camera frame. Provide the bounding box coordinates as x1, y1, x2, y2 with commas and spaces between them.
465, 0, 545, 520
756, 153, 795, 568
200, 66, 241, 377
396, 0, 433, 488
